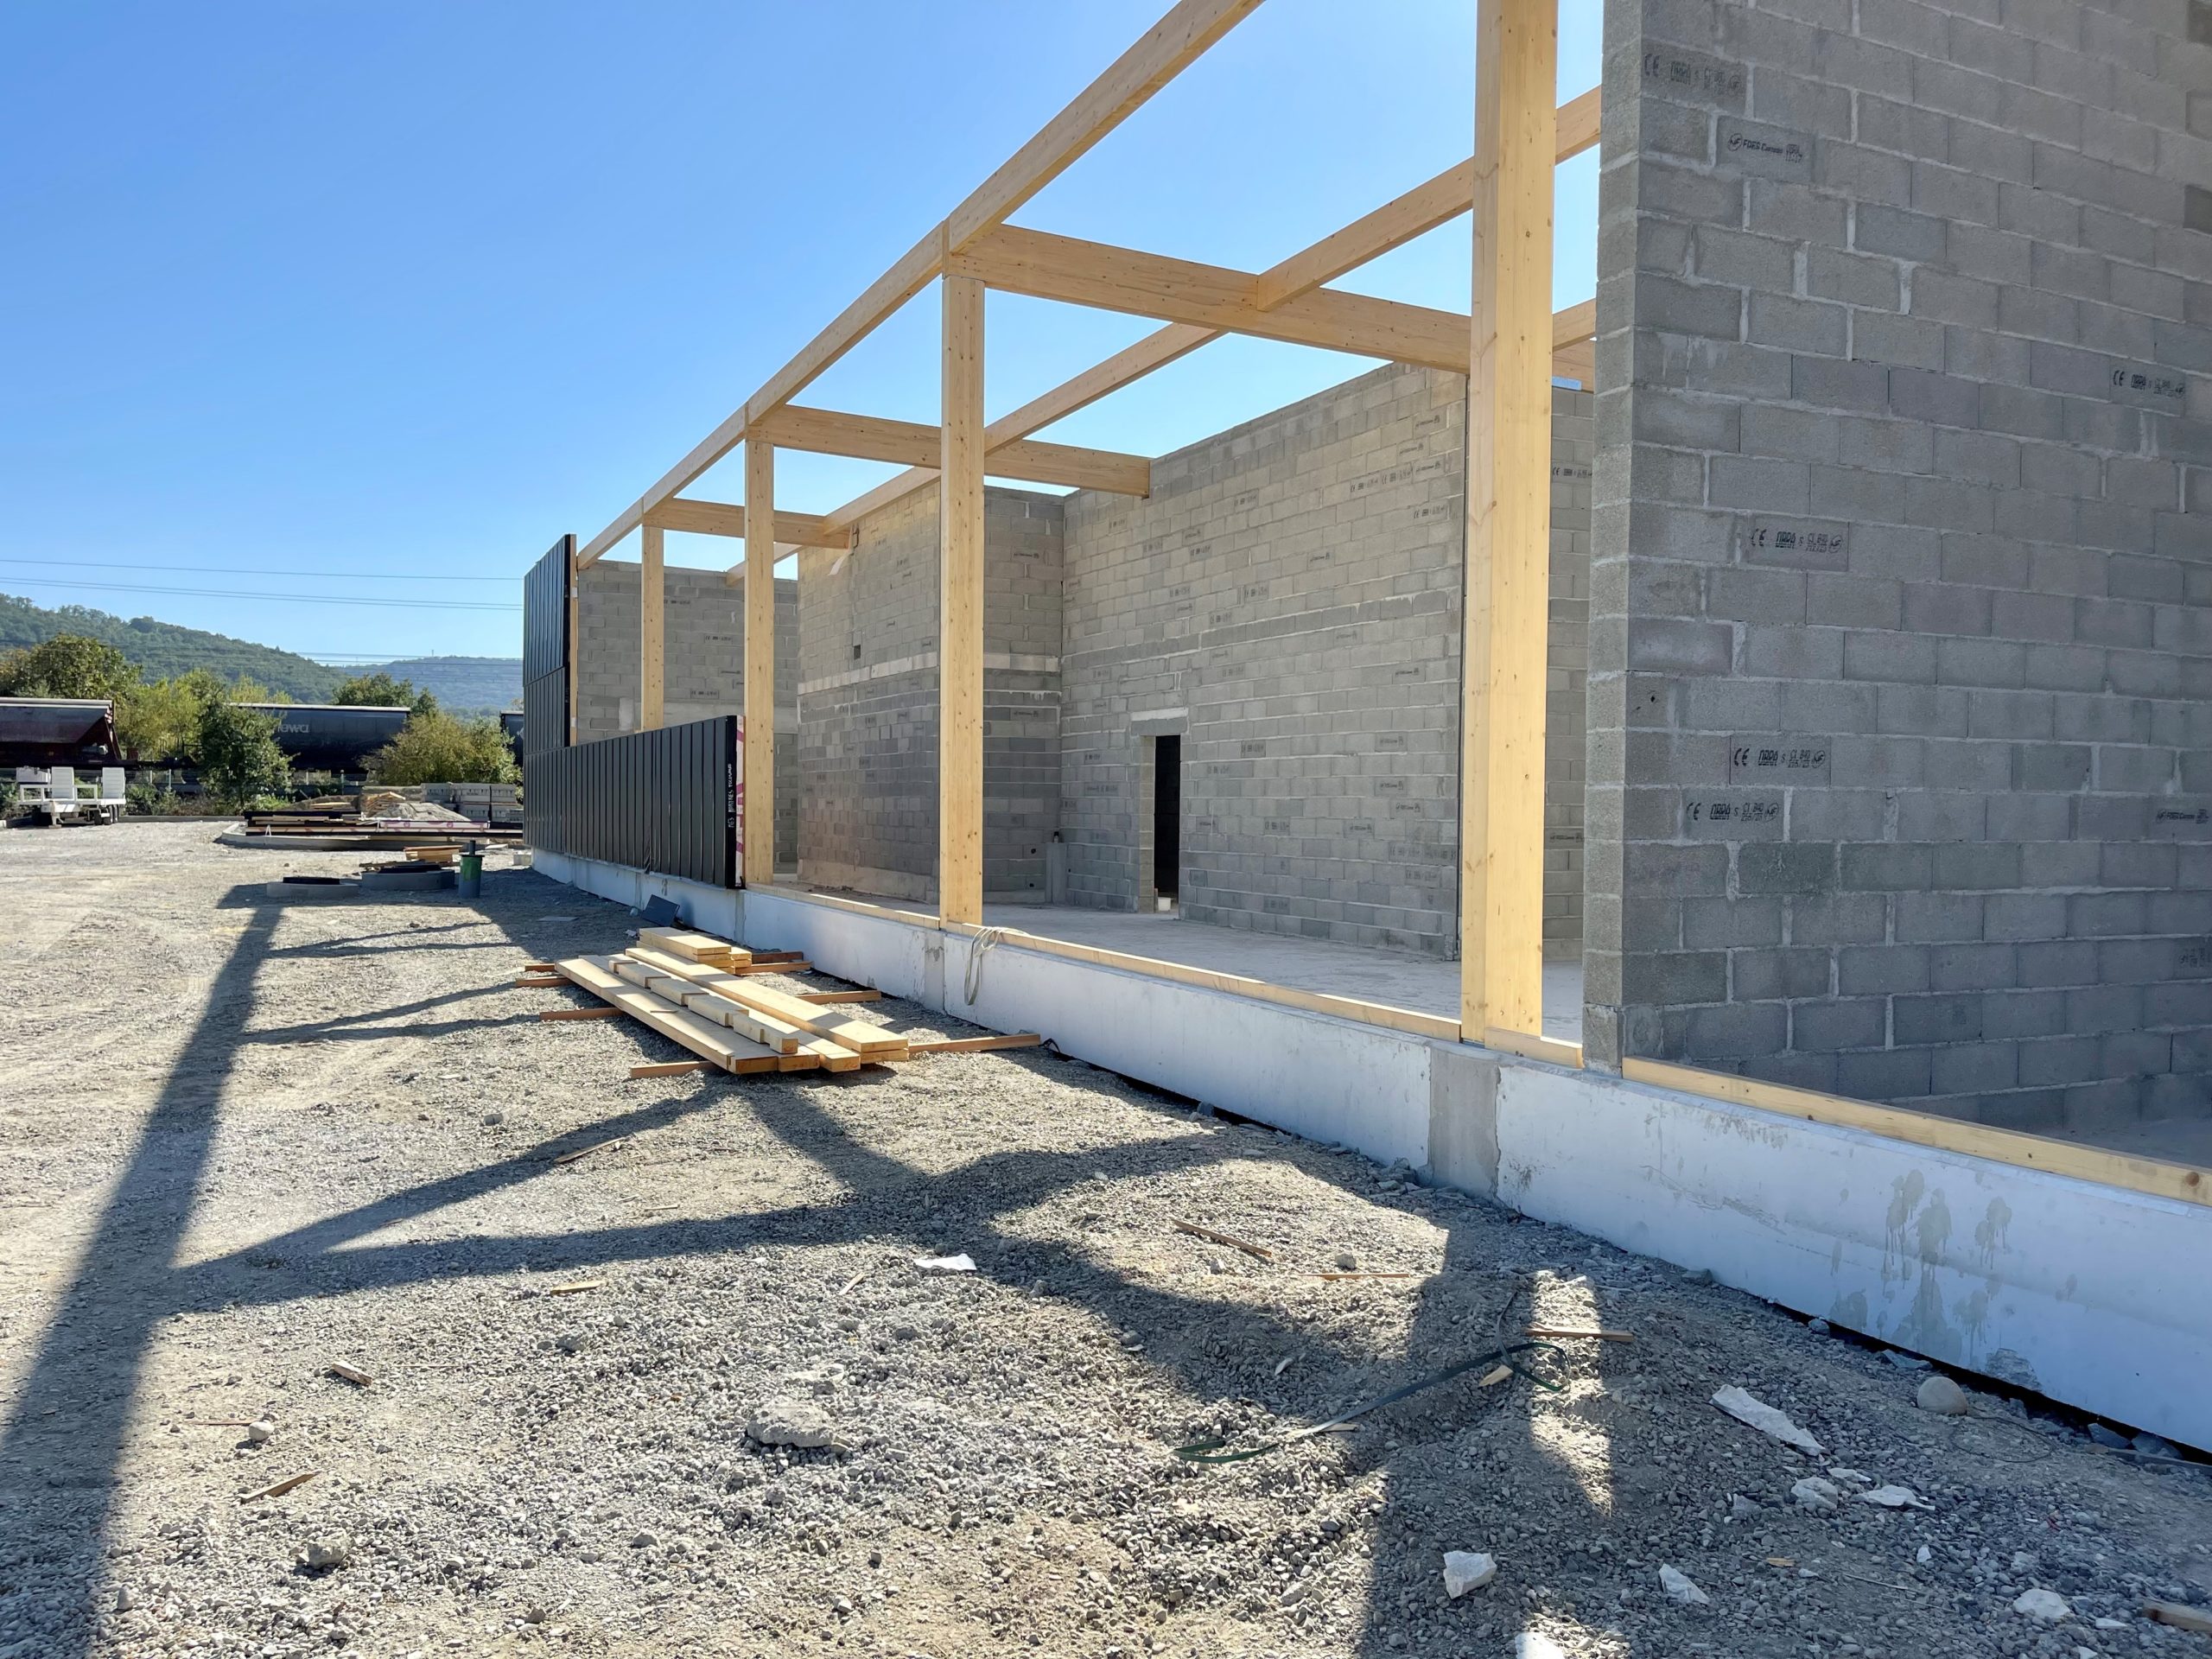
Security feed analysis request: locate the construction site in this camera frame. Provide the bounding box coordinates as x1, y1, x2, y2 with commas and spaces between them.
6, 0, 2212, 1655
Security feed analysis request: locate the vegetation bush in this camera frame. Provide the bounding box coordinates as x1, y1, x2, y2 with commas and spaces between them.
365, 711, 518, 786
196, 699, 292, 810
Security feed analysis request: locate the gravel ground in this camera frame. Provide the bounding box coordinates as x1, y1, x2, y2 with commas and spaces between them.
2, 820, 2209, 1659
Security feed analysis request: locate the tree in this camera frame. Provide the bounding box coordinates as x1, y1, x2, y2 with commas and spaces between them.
364, 711, 518, 786
333, 670, 432, 715
0, 633, 136, 700
196, 697, 292, 809
115, 676, 209, 763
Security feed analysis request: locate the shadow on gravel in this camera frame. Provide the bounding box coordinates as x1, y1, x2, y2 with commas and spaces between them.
0, 865, 1585, 1658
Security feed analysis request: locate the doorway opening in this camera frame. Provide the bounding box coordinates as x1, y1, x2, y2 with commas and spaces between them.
1152, 734, 1181, 910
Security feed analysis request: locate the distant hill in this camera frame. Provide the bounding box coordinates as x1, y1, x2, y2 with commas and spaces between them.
0, 594, 522, 714
1, 593, 341, 700
369, 657, 522, 714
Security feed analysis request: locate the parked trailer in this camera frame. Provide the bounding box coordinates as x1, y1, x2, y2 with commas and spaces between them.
15, 766, 126, 826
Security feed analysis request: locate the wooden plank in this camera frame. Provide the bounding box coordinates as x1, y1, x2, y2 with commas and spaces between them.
940, 271, 985, 928
551, 957, 788, 1075
704, 969, 910, 1058
638, 926, 749, 968
948, 225, 1472, 373
765, 885, 1463, 1043
1460, 0, 1555, 1039
909, 1033, 1045, 1054
799, 1037, 866, 1073
540, 1007, 623, 1022
1624, 1058, 2211, 1210
639, 522, 664, 731
944, 0, 1267, 251
1554, 84, 1602, 161
631, 1060, 708, 1079
643, 497, 853, 549
1482, 1027, 1584, 1068
620, 948, 813, 1053
743, 439, 777, 888
751, 404, 1149, 495
799, 988, 883, 1004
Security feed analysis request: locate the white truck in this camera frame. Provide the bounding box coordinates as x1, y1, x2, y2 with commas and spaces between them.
14, 766, 127, 826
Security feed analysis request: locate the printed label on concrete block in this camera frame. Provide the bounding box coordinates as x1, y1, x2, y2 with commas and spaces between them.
1684, 795, 1785, 837
2150, 802, 2212, 837
1640, 48, 1746, 109
2107, 363, 2190, 410
1717, 118, 1812, 180
1736, 517, 1851, 570
1729, 738, 1831, 784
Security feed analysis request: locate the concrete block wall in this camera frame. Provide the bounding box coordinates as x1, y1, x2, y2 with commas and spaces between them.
1550, 387, 1598, 957
1586, 0, 2212, 1133
574, 561, 798, 867
1060, 365, 1596, 959
793, 485, 1065, 903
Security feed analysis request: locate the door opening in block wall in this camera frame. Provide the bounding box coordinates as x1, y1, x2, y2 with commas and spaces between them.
1153, 735, 1181, 909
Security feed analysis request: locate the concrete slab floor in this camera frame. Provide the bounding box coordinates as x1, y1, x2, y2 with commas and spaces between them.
784, 888, 1585, 1042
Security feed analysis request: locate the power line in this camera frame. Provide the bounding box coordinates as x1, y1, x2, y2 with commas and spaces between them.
2, 579, 517, 613
0, 556, 512, 583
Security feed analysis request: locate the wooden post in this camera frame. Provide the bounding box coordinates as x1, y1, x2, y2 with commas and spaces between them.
742, 442, 777, 887
938, 271, 986, 925
639, 523, 665, 731
1461, 0, 1555, 1039
566, 537, 580, 745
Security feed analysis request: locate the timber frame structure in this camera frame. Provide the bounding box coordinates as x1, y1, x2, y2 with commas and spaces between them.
563, 0, 1595, 1057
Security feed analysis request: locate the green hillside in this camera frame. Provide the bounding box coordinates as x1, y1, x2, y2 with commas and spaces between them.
0, 594, 522, 713
1, 593, 340, 699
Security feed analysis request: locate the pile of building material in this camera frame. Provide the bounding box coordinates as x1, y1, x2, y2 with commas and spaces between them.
235, 791, 520, 849
543, 925, 1039, 1077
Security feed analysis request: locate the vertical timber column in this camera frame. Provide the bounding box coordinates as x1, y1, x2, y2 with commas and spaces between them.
742, 443, 777, 887
1461, 0, 1555, 1038
639, 523, 665, 731
565, 539, 580, 745
938, 271, 985, 925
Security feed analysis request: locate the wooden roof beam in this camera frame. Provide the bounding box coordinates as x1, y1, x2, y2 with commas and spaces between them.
752, 404, 1150, 495
947, 225, 1475, 372
643, 497, 854, 548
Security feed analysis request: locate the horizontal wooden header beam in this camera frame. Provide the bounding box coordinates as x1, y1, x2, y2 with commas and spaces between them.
948, 224, 1473, 373
643, 497, 853, 549
753, 404, 1151, 495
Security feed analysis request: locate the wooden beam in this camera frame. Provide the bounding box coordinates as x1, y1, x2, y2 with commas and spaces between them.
1625, 1058, 2211, 1210
644, 498, 853, 549
939, 273, 985, 926
815, 92, 1602, 535
742, 442, 777, 888
948, 225, 1474, 373
1461, 0, 1556, 1039
752, 404, 1149, 495
944, 0, 1268, 251
639, 523, 664, 731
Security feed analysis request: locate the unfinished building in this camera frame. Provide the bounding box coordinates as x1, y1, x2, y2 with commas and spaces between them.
520, 0, 2212, 1449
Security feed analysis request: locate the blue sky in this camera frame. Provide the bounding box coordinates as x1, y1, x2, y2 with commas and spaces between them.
0, 1, 1601, 664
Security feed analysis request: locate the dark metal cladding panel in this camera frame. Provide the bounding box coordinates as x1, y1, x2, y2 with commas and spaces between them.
522, 535, 572, 684
524, 715, 736, 887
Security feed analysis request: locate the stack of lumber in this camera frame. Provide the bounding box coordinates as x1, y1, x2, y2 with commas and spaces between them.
540, 924, 1042, 1077
551, 949, 910, 1075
